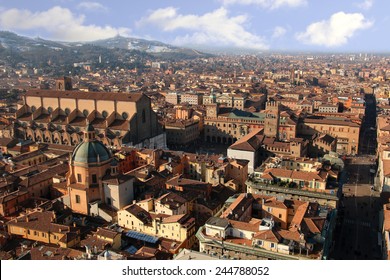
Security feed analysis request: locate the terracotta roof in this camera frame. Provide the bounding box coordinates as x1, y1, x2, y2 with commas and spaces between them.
253, 229, 280, 243
25, 89, 144, 102
162, 214, 186, 224
96, 227, 119, 239
221, 193, 253, 219
30, 245, 83, 260
229, 218, 261, 232
278, 229, 302, 242
122, 204, 152, 225
304, 117, 359, 127
264, 200, 287, 209
166, 175, 210, 191
80, 235, 112, 251
156, 192, 187, 209
290, 202, 309, 230
303, 218, 321, 234
228, 128, 263, 151
8, 210, 79, 242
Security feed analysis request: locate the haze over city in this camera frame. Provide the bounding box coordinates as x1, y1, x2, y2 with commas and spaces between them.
0, 0, 388, 52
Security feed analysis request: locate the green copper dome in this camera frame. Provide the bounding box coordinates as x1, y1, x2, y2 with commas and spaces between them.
71, 140, 111, 164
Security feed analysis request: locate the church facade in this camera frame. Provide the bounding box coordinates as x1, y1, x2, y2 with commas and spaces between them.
15, 78, 165, 149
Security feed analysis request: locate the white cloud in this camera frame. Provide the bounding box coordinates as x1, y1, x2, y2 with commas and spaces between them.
77, 2, 108, 11
0, 6, 130, 41
137, 7, 268, 50
221, 0, 307, 9
296, 12, 373, 47
272, 26, 287, 38
357, 0, 374, 10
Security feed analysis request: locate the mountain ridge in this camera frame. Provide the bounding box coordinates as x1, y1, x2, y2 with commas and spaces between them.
0, 31, 210, 68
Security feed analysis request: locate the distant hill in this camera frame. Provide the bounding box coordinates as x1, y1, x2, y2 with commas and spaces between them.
0, 31, 210, 68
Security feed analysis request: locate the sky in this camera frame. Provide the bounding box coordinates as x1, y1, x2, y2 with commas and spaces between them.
0, 0, 389, 52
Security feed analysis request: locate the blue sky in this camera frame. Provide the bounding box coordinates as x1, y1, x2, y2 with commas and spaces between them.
0, 0, 388, 52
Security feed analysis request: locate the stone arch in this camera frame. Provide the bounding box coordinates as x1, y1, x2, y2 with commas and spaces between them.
52, 131, 62, 144
35, 130, 43, 142
62, 131, 71, 145
43, 130, 53, 143
26, 127, 35, 141
71, 133, 81, 145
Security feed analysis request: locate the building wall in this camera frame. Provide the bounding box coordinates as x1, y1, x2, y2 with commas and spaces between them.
227, 149, 256, 173
166, 122, 199, 145
104, 179, 134, 211
68, 188, 89, 215
68, 161, 111, 189
261, 205, 288, 229
166, 94, 179, 105
7, 224, 79, 248
155, 201, 187, 216
117, 210, 155, 235
20, 92, 161, 147
160, 221, 194, 244
226, 160, 249, 190
205, 225, 227, 239
0, 191, 30, 216
253, 238, 279, 252
299, 121, 359, 155
117, 210, 195, 247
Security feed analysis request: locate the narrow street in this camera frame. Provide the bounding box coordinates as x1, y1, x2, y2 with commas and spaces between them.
330, 94, 382, 259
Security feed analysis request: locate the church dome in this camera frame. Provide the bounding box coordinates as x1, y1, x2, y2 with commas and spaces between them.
71, 140, 111, 164
71, 123, 112, 164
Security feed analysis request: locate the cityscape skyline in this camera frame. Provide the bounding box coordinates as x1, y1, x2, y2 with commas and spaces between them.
0, 0, 388, 52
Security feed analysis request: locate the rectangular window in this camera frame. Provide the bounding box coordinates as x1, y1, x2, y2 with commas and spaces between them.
270, 243, 275, 248
92, 174, 97, 184
75, 195, 80, 204
77, 174, 82, 183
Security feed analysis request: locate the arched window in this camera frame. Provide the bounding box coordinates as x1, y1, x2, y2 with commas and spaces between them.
48, 107, 53, 113
102, 110, 108, 118
65, 108, 71, 116
122, 112, 128, 120
83, 109, 89, 117
31, 106, 36, 112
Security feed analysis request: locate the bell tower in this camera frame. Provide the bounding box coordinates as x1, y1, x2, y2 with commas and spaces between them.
264, 101, 280, 139
55, 76, 72, 91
